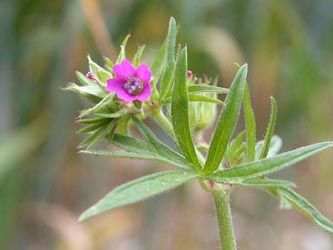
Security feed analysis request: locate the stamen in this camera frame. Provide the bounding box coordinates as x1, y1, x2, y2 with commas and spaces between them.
124, 77, 144, 95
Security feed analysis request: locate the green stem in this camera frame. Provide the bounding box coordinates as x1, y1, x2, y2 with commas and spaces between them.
212, 189, 237, 250
153, 109, 175, 137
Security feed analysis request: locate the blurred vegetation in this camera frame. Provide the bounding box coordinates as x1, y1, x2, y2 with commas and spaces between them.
0, 0, 332, 249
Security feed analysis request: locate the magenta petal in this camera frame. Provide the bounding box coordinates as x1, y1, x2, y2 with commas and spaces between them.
135, 82, 152, 102
136, 64, 152, 83
106, 78, 126, 92
113, 60, 136, 79
116, 90, 137, 102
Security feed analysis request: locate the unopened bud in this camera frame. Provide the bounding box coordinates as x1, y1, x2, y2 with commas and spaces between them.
86, 72, 96, 80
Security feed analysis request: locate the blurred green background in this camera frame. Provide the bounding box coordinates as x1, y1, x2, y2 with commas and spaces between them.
1, 0, 332, 249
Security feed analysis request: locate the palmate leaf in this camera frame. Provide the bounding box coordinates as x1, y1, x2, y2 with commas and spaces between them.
79, 170, 197, 221
171, 47, 201, 171
263, 187, 333, 233
204, 64, 248, 173
209, 142, 333, 183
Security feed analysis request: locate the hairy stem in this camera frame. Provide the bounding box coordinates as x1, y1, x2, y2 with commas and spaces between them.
213, 189, 237, 250
153, 109, 175, 137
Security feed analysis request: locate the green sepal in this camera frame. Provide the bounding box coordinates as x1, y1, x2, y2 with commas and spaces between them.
116, 34, 131, 64
88, 55, 112, 86
133, 45, 145, 67
66, 83, 106, 103
80, 93, 115, 117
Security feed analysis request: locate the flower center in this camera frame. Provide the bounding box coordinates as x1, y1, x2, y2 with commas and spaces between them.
124, 77, 144, 95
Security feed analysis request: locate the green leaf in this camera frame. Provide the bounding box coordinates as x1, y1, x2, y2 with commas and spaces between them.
278, 187, 333, 233
133, 45, 145, 67
107, 121, 118, 143
160, 17, 177, 100
103, 56, 114, 70
82, 148, 160, 161
225, 130, 246, 164
77, 116, 108, 124
234, 178, 295, 188
188, 84, 229, 94
112, 134, 154, 153
255, 135, 282, 160
131, 116, 193, 169
188, 94, 223, 104
151, 39, 166, 85
210, 142, 333, 182
88, 55, 112, 86
76, 71, 94, 86
79, 121, 108, 133
259, 97, 277, 159
116, 34, 131, 64
79, 170, 197, 221
95, 109, 128, 118
165, 94, 223, 105
80, 120, 116, 149
243, 83, 256, 162
204, 64, 248, 173
80, 93, 114, 117
231, 143, 247, 165
83, 144, 191, 170
164, 94, 223, 105
171, 47, 201, 171
66, 83, 106, 103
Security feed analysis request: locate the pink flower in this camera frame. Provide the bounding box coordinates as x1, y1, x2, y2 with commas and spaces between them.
106, 60, 152, 102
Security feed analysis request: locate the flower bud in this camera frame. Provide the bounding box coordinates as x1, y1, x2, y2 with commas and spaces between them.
189, 90, 217, 133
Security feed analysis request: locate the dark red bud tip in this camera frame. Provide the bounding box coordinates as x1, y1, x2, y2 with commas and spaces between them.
209, 180, 215, 188
86, 72, 96, 80
187, 70, 193, 78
